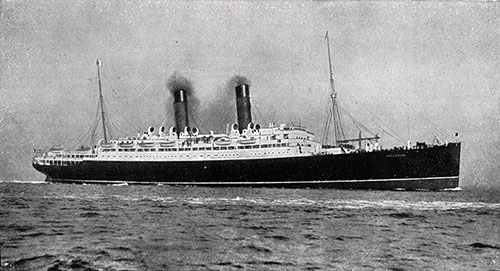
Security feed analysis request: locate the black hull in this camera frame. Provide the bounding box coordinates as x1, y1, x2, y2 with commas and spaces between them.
33, 143, 461, 190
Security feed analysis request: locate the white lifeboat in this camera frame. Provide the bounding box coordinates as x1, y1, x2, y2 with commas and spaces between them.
237, 137, 257, 145
118, 141, 135, 148
159, 140, 176, 147
138, 141, 156, 148
214, 137, 232, 146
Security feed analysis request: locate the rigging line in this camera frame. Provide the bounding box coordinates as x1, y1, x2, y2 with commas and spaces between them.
78, 99, 103, 145
77, 101, 100, 144
103, 110, 132, 139
347, 74, 453, 140
164, 119, 173, 131
336, 73, 442, 141
75, 78, 104, 145
353, 106, 404, 142
99, 65, 149, 103
357, 107, 406, 142
102, 97, 143, 133
132, 68, 172, 101
99, 75, 146, 132
89, 119, 100, 146
268, 98, 284, 124
337, 103, 373, 135
350, 116, 402, 142
89, 108, 99, 137
351, 120, 363, 134
354, 120, 375, 138
322, 108, 332, 144
407, 105, 410, 141
412, 110, 453, 140
336, 103, 358, 129
418, 119, 454, 141
99, 67, 170, 134
252, 103, 267, 126
78, 114, 99, 145
100, 71, 124, 100
337, 102, 385, 138
334, 103, 345, 139
100, 71, 152, 129
78, 119, 99, 146
108, 117, 130, 138
89, 101, 103, 144
196, 104, 233, 132
99, 104, 114, 141
187, 103, 206, 131
102, 103, 115, 140
80, 92, 101, 138
126, 59, 178, 104
372, 83, 452, 139
218, 114, 234, 132
339, 95, 384, 134
155, 114, 169, 130
192, 103, 210, 128
339, 90, 405, 142
103, 117, 114, 141
79, 70, 105, 145
321, 103, 330, 144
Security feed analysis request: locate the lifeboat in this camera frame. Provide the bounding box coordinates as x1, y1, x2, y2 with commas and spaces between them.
237, 137, 257, 145
49, 145, 64, 151
214, 137, 232, 146
100, 143, 115, 149
138, 141, 156, 148
159, 141, 175, 147
118, 141, 135, 148
76, 145, 91, 151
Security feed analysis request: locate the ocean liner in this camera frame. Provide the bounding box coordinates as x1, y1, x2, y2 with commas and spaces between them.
32, 34, 461, 190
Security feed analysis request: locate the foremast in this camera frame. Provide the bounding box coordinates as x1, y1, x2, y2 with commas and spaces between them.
96, 59, 108, 144
322, 31, 344, 146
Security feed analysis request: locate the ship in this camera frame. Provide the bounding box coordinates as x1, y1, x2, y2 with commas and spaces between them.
32, 34, 461, 190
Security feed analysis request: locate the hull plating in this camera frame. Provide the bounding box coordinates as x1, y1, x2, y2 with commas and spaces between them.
33, 143, 461, 190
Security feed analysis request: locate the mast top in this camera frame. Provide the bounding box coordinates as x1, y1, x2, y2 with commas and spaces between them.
322, 31, 344, 146
325, 31, 336, 99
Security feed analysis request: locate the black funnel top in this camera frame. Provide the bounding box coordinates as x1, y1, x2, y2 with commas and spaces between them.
235, 84, 252, 133
174, 89, 187, 102
173, 89, 189, 135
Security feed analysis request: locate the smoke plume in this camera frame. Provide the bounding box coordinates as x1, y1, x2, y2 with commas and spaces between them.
227, 75, 251, 90
167, 72, 195, 96
165, 72, 200, 116
198, 75, 252, 133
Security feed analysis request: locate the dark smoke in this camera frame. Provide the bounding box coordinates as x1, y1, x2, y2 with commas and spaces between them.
198, 75, 252, 133
167, 72, 195, 96
165, 72, 200, 122
228, 75, 251, 90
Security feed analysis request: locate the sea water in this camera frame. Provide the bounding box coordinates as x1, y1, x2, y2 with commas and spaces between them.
1, 181, 499, 270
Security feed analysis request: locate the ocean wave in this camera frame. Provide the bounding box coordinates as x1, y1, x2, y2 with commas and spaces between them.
87, 194, 500, 211
33, 193, 500, 211
41, 194, 108, 201
167, 197, 500, 211
340, 200, 500, 211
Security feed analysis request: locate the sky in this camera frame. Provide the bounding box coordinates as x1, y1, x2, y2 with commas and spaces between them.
1, 1, 499, 188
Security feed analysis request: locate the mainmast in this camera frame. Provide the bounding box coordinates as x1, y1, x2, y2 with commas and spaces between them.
322, 31, 344, 146
96, 59, 108, 144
